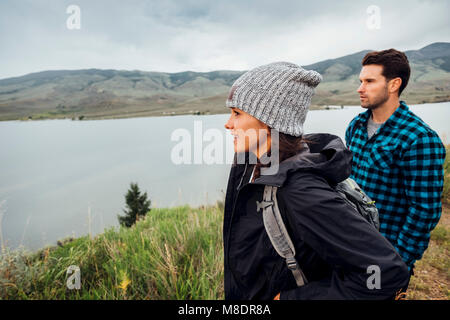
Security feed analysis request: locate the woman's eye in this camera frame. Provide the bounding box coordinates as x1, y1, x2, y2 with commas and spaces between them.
233, 111, 239, 116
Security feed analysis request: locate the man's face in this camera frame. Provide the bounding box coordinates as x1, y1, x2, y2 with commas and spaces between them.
357, 64, 389, 110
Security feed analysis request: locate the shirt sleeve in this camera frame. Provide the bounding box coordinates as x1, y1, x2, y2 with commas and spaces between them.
395, 132, 446, 267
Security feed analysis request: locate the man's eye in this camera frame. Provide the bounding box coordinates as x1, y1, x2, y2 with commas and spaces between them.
233, 111, 239, 115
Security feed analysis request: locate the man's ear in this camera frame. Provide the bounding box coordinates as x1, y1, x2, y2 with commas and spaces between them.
388, 77, 402, 94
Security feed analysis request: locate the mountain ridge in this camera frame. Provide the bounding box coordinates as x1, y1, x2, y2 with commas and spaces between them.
1, 42, 449, 121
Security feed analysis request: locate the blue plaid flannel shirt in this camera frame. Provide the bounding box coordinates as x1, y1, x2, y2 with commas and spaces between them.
345, 101, 446, 269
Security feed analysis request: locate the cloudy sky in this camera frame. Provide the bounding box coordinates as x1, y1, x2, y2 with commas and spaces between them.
0, 0, 449, 79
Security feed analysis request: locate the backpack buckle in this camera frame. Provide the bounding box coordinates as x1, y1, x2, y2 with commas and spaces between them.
256, 200, 273, 212
286, 256, 299, 270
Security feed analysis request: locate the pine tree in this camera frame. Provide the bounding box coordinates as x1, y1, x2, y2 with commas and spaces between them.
117, 182, 151, 227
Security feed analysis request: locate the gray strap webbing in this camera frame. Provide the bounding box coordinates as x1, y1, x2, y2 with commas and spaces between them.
257, 185, 308, 287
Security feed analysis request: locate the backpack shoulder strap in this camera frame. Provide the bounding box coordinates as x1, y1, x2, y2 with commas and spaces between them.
257, 185, 308, 287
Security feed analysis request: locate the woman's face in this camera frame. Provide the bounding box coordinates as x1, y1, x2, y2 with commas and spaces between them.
224, 107, 271, 157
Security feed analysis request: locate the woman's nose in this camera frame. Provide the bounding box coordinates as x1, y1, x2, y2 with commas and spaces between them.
224, 115, 233, 130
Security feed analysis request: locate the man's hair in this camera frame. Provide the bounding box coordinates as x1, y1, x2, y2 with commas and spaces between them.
362, 49, 411, 96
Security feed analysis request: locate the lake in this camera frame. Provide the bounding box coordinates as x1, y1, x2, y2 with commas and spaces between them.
1, 102, 449, 251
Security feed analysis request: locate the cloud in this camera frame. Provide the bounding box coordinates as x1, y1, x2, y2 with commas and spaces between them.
0, 0, 449, 79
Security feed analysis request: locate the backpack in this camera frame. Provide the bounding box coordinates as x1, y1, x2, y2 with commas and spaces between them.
256, 177, 379, 287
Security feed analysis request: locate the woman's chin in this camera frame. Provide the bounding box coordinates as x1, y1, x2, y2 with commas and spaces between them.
234, 146, 249, 154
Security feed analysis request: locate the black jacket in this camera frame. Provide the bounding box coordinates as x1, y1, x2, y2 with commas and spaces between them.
223, 133, 410, 300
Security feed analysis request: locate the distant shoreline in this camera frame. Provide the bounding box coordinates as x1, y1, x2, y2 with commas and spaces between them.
1, 100, 449, 123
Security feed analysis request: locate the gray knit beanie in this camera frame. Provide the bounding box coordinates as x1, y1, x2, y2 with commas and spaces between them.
226, 61, 322, 137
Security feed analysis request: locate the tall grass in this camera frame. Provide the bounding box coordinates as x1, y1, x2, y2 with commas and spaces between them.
0, 204, 224, 299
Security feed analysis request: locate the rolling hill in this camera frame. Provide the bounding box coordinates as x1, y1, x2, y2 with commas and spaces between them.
0, 42, 449, 121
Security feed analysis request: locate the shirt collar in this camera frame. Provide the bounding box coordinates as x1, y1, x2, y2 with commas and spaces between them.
384, 101, 409, 129
356, 101, 409, 129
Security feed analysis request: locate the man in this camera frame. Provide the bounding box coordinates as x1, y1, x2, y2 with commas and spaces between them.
345, 49, 446, 279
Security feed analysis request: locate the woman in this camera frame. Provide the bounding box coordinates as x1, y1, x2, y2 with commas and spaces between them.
222, 62, 409, 300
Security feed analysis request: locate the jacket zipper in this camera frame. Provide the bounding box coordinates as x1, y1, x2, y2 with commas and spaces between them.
225, 161, 249, 293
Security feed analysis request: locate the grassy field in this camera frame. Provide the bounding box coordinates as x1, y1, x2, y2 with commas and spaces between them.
407, 205, 450, 299
1, 149, 449, 300
1, 203, 448, 300
0, 205, 224, 299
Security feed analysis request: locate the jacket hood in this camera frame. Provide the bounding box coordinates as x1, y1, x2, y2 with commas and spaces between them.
251, 133, 352, 187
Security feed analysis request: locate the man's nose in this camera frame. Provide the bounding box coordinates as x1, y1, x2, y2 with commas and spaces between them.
357, 83, 364, 93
